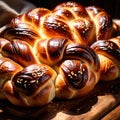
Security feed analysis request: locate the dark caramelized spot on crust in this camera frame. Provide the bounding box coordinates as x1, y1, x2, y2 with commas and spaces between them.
61, 60, 88, 89
12, 64, 51, 96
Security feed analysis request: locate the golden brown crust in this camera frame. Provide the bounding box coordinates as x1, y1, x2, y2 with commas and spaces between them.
1, 2, 119, 46
86, 6, 119, 40
55, 44, 100, 99
0, 1, 119, 107
0, 39, 39, 67
0, 56, 22, 88
36, 37, 72, 66
91, 37, 120, 81
3, 64, 57, 107
0, 56, 22, 99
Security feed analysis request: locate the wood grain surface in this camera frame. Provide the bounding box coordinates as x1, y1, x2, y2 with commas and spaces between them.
0, 78, 120, 120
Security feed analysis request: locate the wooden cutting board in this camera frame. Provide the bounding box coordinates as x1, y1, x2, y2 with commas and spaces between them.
0, 78, 120, 120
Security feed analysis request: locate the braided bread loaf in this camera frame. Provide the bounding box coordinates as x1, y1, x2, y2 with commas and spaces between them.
0, 1, 119, 107
0, 37, 100, 106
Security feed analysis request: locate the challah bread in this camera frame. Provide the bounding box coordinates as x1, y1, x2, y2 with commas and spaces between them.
0, 2, 119, 46
0, 36, 100, 106
91, 37, 120, 81
0, 1, 119, 107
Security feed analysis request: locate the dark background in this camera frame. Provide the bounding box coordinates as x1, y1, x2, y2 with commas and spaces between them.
26, 0, 120, 19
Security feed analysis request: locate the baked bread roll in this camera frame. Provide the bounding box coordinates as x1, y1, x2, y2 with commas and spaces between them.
0, 1, 119, 107
91, 37, 120, 81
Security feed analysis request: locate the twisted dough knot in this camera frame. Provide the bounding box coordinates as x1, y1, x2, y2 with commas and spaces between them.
91, 37, 120, 81
55, 43, 100, 99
